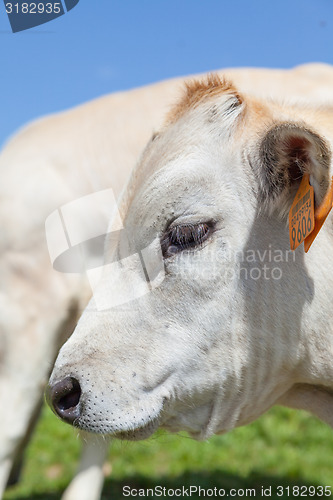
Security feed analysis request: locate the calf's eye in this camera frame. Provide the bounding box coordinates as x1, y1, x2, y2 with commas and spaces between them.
161, 222, 213, 258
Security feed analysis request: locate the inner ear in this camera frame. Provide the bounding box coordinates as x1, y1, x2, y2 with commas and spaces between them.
284, 135, 312, 182
258, 122, 332, 215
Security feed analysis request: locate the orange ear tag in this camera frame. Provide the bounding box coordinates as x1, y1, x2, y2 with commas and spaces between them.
304, 175, 333, 252
288, 174, 314, 251
288, 174, 333, 252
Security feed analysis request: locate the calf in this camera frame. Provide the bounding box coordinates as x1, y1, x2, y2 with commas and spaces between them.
2, 63, 333, 500
48, 68, 333, 494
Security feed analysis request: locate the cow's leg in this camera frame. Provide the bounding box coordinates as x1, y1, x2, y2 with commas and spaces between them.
0, 377, 46, 498
61, 432, 110, 500
0, 257, 82, 497
6, 395, 43, 487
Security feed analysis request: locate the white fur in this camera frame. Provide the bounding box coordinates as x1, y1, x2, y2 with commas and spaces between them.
3, 63, 333, 499
51, 90, 333, 444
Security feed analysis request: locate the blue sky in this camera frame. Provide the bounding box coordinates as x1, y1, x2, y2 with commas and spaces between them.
0, 0, 333, 147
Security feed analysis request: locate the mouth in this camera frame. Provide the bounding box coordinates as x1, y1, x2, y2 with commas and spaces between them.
72, 414, 160, 440
66, 393, 167, 439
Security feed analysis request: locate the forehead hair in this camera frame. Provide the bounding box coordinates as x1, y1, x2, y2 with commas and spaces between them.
166, 74, 243, 124
118, 75, 244, 222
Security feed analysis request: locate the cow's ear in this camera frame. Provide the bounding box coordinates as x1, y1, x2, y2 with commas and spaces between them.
257, 123, 332, 217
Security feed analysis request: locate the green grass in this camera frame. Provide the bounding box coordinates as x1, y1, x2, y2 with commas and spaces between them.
4, 404, 333, 500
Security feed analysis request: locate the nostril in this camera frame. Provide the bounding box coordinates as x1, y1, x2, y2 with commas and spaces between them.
57, 380, 81, 411
46, 376, 82, 425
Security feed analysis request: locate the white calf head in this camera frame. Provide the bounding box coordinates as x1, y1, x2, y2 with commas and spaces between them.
47, 75, 333, 440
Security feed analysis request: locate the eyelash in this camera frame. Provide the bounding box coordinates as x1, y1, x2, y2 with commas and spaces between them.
161, 222, 213, 258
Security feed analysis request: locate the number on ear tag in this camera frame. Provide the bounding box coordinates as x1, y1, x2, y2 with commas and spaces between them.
289, 174, 314, 251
